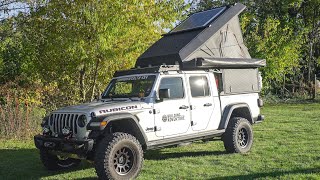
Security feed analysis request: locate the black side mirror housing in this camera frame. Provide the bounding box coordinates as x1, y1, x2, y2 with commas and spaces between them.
158, 88, 170, 100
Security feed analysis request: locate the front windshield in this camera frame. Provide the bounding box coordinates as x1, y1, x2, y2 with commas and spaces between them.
102, 75, 156, 99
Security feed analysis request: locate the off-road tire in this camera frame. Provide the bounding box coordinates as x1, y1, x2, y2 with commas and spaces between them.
223, 117, 253, 153
40, 149, 81, 170
95, 132, 144, 180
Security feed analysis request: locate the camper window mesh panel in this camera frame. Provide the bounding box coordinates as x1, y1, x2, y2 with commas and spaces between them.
222, 69, 259, 94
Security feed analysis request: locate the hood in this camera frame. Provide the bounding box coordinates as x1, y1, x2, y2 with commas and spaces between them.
53, 100, 144, 116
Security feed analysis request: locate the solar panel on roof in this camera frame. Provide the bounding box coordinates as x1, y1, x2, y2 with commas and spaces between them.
170, 7, 227, 33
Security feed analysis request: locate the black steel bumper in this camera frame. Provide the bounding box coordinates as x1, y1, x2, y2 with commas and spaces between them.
34, 135, 94, 154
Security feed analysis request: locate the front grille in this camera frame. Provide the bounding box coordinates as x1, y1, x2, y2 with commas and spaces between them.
49, 113, 80, 134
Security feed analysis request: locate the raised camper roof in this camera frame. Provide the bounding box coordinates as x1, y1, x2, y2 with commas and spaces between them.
135, 3, 266, 69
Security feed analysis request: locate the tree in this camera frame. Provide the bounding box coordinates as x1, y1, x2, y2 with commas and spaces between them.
21, 0, 187, 107
192, 0, 320, 98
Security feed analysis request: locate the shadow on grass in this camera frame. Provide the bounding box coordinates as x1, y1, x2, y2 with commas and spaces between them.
213, 168, 320, 179
0, 148, 92, 180
1, 148, 319, 179
144, 150, 228, 160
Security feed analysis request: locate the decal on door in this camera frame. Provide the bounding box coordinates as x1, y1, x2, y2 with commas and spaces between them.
162, 113, 185, 122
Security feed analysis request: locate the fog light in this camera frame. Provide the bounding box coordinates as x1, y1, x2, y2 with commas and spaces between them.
62, 126, 71, 136
42, 125, 51, 135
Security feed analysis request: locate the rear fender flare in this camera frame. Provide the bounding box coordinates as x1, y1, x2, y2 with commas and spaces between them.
219, 103, 253, 130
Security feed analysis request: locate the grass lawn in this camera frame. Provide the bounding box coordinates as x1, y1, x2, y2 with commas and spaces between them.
1, 103, 320, 179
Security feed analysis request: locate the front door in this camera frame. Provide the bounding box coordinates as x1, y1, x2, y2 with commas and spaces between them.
186, 74, 214, 131
154, 75, 191, 137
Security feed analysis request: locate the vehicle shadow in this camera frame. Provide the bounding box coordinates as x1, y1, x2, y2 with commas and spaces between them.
2, 148, 319, 179
144, 149, 228, 160
0, 148, 92, 180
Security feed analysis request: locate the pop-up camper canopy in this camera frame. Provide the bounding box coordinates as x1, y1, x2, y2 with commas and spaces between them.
135, 3, 265, 69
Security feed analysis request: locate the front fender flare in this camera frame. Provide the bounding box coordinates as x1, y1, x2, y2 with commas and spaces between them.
87, 113, 148, 146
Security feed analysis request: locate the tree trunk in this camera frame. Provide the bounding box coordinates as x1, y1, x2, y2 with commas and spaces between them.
79, 65, 86, 102
282, 73, 285, 99
313, 74, 317, 99
90, 59, 100, 101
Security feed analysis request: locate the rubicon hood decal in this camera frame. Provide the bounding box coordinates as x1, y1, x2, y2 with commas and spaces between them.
53, 100, 143, 115
99, 105, 138, 114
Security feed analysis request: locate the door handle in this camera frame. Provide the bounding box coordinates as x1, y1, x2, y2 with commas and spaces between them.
204, 103, 212, 107
179, 105, 189, 109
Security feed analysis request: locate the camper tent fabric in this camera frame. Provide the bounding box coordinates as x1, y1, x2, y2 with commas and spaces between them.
136, 3, 255, 68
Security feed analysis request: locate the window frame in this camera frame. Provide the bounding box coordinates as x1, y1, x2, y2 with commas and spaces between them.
158, 76, 185, 100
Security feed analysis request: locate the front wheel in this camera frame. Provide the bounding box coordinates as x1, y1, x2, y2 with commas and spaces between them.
222, 117, 253, 153
40, 149, 81, 170
94, 132, 144, 180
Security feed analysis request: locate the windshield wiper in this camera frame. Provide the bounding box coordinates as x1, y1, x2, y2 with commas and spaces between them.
102, 94, 141, 101
128, 97, 141, 101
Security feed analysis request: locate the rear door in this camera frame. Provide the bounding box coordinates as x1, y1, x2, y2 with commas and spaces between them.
186, 74, 215, 131
153, 75, 191, 137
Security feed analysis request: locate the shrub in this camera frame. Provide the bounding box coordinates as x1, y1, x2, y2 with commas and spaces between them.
0, 82, 46, 139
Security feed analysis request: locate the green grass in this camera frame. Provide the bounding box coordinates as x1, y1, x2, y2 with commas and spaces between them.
1, 103, 320, 179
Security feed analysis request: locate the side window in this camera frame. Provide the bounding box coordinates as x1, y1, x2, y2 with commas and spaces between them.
159, 77, 184, 99
189, 76, 210, 97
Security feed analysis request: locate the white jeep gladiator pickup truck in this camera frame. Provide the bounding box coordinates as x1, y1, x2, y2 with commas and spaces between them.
34, 3, 266, 179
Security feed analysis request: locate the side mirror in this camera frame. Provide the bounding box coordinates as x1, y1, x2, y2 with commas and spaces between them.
158, 88, 170, 100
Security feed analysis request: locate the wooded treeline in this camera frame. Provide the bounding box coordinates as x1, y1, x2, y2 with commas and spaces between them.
0, 0, 319, 115
0, 0, 187, 110
0, 0, 187, 137
194, 0, 320, 99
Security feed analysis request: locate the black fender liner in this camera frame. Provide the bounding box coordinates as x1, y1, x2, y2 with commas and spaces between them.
218, 103, 253, 130
88, 113, 148, 147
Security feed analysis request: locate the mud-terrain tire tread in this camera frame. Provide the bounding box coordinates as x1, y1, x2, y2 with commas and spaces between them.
223, 117, 253, 153
95, 132, 143, 180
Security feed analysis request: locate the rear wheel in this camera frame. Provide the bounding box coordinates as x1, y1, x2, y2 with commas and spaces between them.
95, 132, 143, 180
223, 117, 253, 153
40, 149, 81, 170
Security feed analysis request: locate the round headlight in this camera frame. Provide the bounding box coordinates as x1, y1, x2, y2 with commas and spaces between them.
78, 115, 87, 127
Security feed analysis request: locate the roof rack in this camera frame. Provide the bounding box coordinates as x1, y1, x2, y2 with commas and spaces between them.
114, 65, 180, 77
114, 57, 266, 77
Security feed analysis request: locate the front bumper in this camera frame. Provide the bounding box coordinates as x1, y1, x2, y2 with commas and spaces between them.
34, 135, 94, 154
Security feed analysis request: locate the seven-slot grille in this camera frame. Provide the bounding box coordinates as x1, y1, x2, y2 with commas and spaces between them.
49, 113, 80, 134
